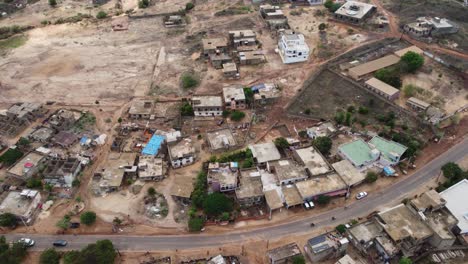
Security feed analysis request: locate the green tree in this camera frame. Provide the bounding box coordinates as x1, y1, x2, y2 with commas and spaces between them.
441, 162, 464, 181
56, 215, 71, 230
312, 136, 332, 155
241, 157, 254, 168
0, 149, 23, 166
16, 137, 30, 148
202, 193, 233, 217
48, 0, 57, 7
0, 236, 28, 264
230, 110, 245, 121
318, 23, 326, 31
96, 11, 107, 19
112, 217, 122, 226
365, 171, 378, 183
26, 178, 42, 189
180, 102, 194, 116
147, 187, 156, 196
400, 51, 424, 73
374, 68, 402, 88
185, 2, 194, 11
0, 213, 17, 228
345, 111, 352, 126
40, 248, 60, 264
80, 211, 97, 226
74, 240, 116, 264
316, 195, 331, 205
243, 87, 254, 105
292, 255, 306, 264
274, 137, 289, 149
402, 84, 418, 97
298, 130, 308, 138
72, 179, 80, 188
336, 224, 347, 234
221, 212, 230, 221
358, 106, 369, 114
324, 0, 333, 9
399, 257, 412, 264
63, 251, 80, 264
335, 111, 345, 124
188, 217, 204, 232
181, 73, 199, 89
222, 110, 230, 118
138, 0, 149, 8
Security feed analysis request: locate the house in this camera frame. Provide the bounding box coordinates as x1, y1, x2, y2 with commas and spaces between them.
259, 5, 289, 29
335, 255, 363, 264
168, 138, 195, 168
191, 96, 223, 117
267, 243, 303, 264
292, 146, 332, 176
43, 157, 83, 187
332, 160, 365, 187
202, 38, 229, 56
236, 168, 264, 206
164, 15, 185, 27
348, 55, 400, 80
282, 184, 303, 208
138, 156, 166, 181
171, 175, 195, 203
268, 159, 308, 185
333, 1, 376, 24
52, 131, 78, 148
295, 173, 347, 201
28, 127, 55, 142
403, 17, 459, 37
222, 63, 239, 79
48, 109, 82, 131
306, 122, 336, 139
239, 51, 267, 65
440, 179, 468, 235
206, 128, 238, 152
304, 234, 349, 262
249, 142, 281, 164
7, 152, 45, 181
364, 78, 400, 101
141, 134, 165, 156
223, 86, 246, 110
0, 189, 41, 225
209, 53, 233, 69
229, 30, 257, 48
406, 97, 430, 112
207, 162, 238, 192
129, 100, 154, 119
252, 83, 281, 105
0, 103, 43, 137
94, 153, 137, 194
278, 32, 309, 64
368, 136, 407, 166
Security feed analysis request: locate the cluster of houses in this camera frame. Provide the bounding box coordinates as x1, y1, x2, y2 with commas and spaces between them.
403, 17, 459, 38
0, 102, 45, 137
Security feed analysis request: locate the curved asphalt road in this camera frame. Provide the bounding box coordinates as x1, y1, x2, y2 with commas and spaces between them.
4, 137, 468, 251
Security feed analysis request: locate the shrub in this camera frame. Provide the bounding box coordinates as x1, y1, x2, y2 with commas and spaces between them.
230, 110, 245, 121
40, 248, 60, 264
399, 257, 413, 264
274, 137, 289, 149
221, 212, 230, 221
72, 179, 80, 187
188, 217, 204, 232
203, 193, 233, 217
180, 102, 194, 116
243, 87, 254, 105
312, 136, 332, 155
0, 213, 17, 227
318, 23, 326, 31
80, 211, 97, 226
336, 224, 346, 234
222, 110, 230, 118
304, 108, 311, 115
56, 215, 71, 230
241, 157, 254, 168
292, 255, 306, 264
335, 111, 345, 124
185, 2, 194, 11
0, 148, 23, 166
365, 171, 378, 183
400, 52, 424, 73
138, 0, 149, 8
96, 11, 107, 19
181, 73, 199, 89
26, 178, 42, 189
298, 130, 308, 138
48, 0, 57, 7
316, 195, 330, 205
147, 187, 156, 196
358, 106, 369, 114
117, 117, 122, 123
402, 84, 417, 97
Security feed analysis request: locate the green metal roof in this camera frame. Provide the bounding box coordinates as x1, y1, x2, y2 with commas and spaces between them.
369, 136, 407, 162
338, 139, 374, 167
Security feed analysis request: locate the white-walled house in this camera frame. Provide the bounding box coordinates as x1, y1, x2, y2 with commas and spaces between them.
278, 32, 309, 64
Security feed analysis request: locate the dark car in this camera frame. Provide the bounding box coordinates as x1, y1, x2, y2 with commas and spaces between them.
53, 240, 68, 247
69, 222, 80, 229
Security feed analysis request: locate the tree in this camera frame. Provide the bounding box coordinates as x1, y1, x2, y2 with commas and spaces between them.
243, 87, 254, 105
336, 224, 346, 234
441, 162, 464, 181
40, 248, 60, 264
181, 73, 199, 89
48, 0, 57, 7
112, 217, 122, 226
56, 215, 71, 230
80, 211, 97, 226
72, 179, 80, 188
16, 137, 30, 148
63, 251, 80, 264
374, 68, 402, 88
324, 0, 333, 9
188, 217, 204, 232
365, 171, 378, 183
185, 2, 194, 11
241, 157, 254, 168
0, 236, 28, 264
298, 130, 308, 138
230, 110, 245, 121
400, 51, 424, 73
202, 193, 233, 217
26, 178, 42, 189
345, 111, 352, 126
71, 239, 116, 264
221, 212, 230, 221
138, 0, 149, 8
96, 11, 107, 19
222, 110, 230, 118
44, 183, 53, 192
312, 136, 332, 155
399, 257, 413, 264
358, 106, 368, 115
0, 213, 17, 228
292, 255, 306, 264
274, 137, 289, 149
147, 187, 156, 196
0, 149, 23, 166
335, 111, 345, 124
316, 195, 331, 205
180, 102, 194, 116
318, 23, 326, 31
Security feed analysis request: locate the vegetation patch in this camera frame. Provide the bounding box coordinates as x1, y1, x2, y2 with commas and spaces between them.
215, 5, 251, 16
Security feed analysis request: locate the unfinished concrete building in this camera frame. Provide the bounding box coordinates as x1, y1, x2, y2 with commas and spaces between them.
28, 127, 55, 143
93, 153, 137, 194
0, 189, 41, 225
259, 5, 289, 30
43, 157, 83, 188
249, 142, 281, 165
206, 128, 238, 152
0, 103, 44, 137
292, 146, 332, 177
48, 109, 82, 131
268, 159, 308, 185
7, 152, 45, 181
267, 243, 303, 264
229, 30, 257, 48
252, 83, 281, 105
334, 1, 376, 24
207, 162, 238, 192
222, 63, 239, 79
168, 138, 195, 168
238, 51, 266, 65
404, 17, 459, 37
304, 234, 349, 262
191, 96, 223, 117
209, 53, 233, 69
164, 15, 185, 27
202, 37, 229, 57
138, 156, 166, 181
128, 100, 154, 119
223, 86, 246, 110
236, 168, 264, 207
295, 173, 347, 201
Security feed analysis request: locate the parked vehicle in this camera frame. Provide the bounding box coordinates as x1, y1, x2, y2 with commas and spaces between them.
69, 222, 80, 229
18, 238, 35, 247
308, 201, 315, 209
303, 202, 310, 210
356, 191, 368, 200
52, 240, 68, 247
310, 223, 315, 227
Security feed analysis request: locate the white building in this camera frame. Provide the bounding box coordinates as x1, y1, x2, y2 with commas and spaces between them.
278, 32, 309, 64
168, 138, 195, 169
440, 179, 468, 234
191, 96, 223, 117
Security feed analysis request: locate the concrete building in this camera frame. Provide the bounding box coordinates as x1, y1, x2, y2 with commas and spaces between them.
368, 136, 407, 166
259, 5, 289, 29
0, 103, 43, 137
249, 142, 281, 164
236, 168, 264, 206
171, 175, 195, 202
52, 131, 78, 148
223, 86, 246, 110
292, 146, 332, 176
306, 122, 336, 139
406, 97, 430, 112
348, 54, 400, 80
192, 96, 223, 117
334, 1, 376, 24
128, 100, 154, 119
229, 30, 257, 48
365, 77, 400, 101
48, 109, 82, 131
282, 184, 303, 208
335, 255, 363, 264
168, 138, 195, 168
94, 153, 137, 194
207, 162, 238, 192
304, 234, 349, 262
268, 159, 308, 185
29, 127, 55, 142
278, 32, 309, 64
264, 188, 284, 216
202, 38, 229, 56
332, 160, 365, 187
164, 15, 185, 27
441, 179, 468, 234
0, 189, 41, 225
267, 243, 302, 264
206, 128, 238, 152
239, 50, 267, 65
403, 17, 459, 37
209, 53, 233, 69
222, 63, 239, 79
43, 157, 83, 187
138, 156, 166, 181
252, 83, 281, 105
7, 152, 45, 181
295, 173, 347, 201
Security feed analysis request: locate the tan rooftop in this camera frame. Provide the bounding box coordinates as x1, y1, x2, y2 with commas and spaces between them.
202, 38, 228, 51
8, 152, 44, 178
206, 128, 237, 151
208, 162, 238, 186
223, 86, 245, 102
222, 63, 237, 73
236, 169, 264, 199
332, 160, 365, 186
407, 97, 430, 109
293, 146, 331, 176
171, 175, 195, 199
192, 96, 223, 108
168, 138, 195, 160
99, 153, 137, 188
282, 185, 303, 207
394, 45, 424, 57
295, 173, 347, 200
129, 100, 154, 115
411, 189, 446, 212
268, 159, 307, 183
138, 156, 165, 179
264, 189, 283, 210
348, 55, 400, 79
365, 78, 400, 97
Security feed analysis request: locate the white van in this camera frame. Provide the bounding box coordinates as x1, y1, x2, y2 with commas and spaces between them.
304, 202, 310, 209
308, 201, 315, 209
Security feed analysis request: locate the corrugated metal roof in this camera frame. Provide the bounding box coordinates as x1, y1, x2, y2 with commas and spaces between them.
142, 134, 165, 156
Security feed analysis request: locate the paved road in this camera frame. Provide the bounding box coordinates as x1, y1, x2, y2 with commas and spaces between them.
4, 137, 468, 251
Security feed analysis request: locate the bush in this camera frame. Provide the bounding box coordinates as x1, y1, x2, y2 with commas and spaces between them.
335, 111, 345, 124
96, 11, 107, 19
188, 217, 204, 232
243, 87, 254, 105
400, 51, 424, 73
63, 240, 116, 264
40, 248, 60, 264
56, 215, 71, 230
80, 211, 97, 226
365, 171, 378, 183
402, 84, 418, 97
336, 224, 346, 234
230, 110, 245, 121
374, 68, 402, 88
203, 193, 233, 217
221, 212, 230, 221
241, 157, 254, 168
26, 178, 42, 189
312, 136, 332, 155
399, 257, 413, 264
185, 2, 194, 11
298, 130, 308, 138
316, 195, 330, 205
304, 108, 311, 115
72, 179, 80, 187
0, 148, 23, 166
181, 73, 199, 89
48, 0, 57, 7
17, 137, 30, 147
318, 23, 326, 31
180, 102, 194, 116
0, 236, 28, 264
138, 0, 149, 8
358, 106, 369, 115
292, 255, 306, 264
0, 213, 17, 228
222, 110, 230, 118
274, 137, 289, 149
147, 187, 156, 196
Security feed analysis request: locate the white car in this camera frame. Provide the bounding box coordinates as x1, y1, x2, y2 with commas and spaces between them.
18, 238, 35, 247
356, 191, 368, 200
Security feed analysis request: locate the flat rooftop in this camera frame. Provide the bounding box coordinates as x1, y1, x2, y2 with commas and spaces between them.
8, 152, 44, 178
347, 220, 383, 244
169, 138, 195, 160
129, 100, 153, 115
335, 1, 375, 19
192, 96, 223, 108
99, 152, 137, 188
223, 86, 245, 102
171, 175, 195, 199
267, 243, 301, 262
202, 38, 228, 51
264, 189, 284, 210
348, 54, 400, 78
282, 184, 303, 207
206, 128, 237, 151
425, 208, 458, 240
365, 78, 400, 97
407, 97, 430, 109
411, 189, 446, 212
338, 139, 374, 167
249, 142, 281, 163
222, 63, 237, 73
138, 156, 164, 179
394, 45, 424, 57
293, 146, 331, 176
295, 173, 347, 200
236, 169, 264, 200
440, 179, 468, 233
377, 204, 433, 242
229, 30, 256, 38
368, 136, 407, 163
269, 159, 307, 183
0, 189, 39, 216
332, 160, 365, 186
208, 163, 238, 186
307, 234, 338, 255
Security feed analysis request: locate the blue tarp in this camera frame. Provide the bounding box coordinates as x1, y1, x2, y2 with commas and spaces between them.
383, 166, 395, 176
251, 83, 266, 92
142, 134, 165, 156
80, 137, 88, 145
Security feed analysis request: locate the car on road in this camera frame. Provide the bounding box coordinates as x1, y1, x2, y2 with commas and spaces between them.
53, 240, 68, 247
18, 238, 35, 247
356, 191, 368, 200
70, 222, 80, 229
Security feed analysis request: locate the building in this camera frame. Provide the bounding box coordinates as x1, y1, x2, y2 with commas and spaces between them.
206, 128, 238, 152
236, 168, 264, 206
0, 103, 43, 137
333, 1, 376, 24
259, 5, 289, 29
348, 54, 400, 80
406, 97, 430, 112
332, 160, 365, 187
266, 243, 302, 264
295, 173, 347, 201
7, 152, 45, 180
282, 184, 303, 208
441, 179, 468, 234
368, 136, 407, 166
202, 38, 229, 56
223, 86, 246, 110
209, 53, 233, 69
164, 15, 185, 27
191, 96, 223, 117
403, 17, 459, 37
0, 189, 41, 225
365, 78, 400, 101
94, 153, 137, 194
222, 63, 239, 79
292, 146, 332, 176
268, 159, 308, 185
394, 45, 424, 57
229, 30, 257, 48
48, 109, 82, 131
249, 142, 281, 164
304, 234, 349, 262
252, 83, 281, 105
278, 32, 309, 64
52, 131, 78, 148
264, 189, 284, 217
28, 127, 55, 142
138, 156, 166, 181
306, 122, 336, 139
168, 138, 195, 168
239, 51, 267, 65
43, 157, 83, 187
142, 134, 165, 156
171, 175, 195, 202
129, 100, 154, 119
207, 162, 238, 192
335, 255, 363, 264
